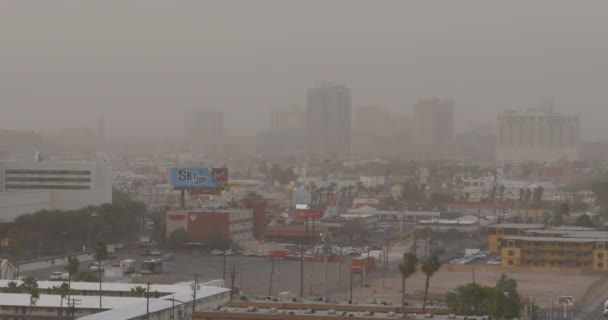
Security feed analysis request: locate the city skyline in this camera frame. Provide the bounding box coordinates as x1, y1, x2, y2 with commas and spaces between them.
1, 1, 607, 141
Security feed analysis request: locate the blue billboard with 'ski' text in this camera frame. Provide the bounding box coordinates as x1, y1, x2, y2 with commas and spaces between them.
170, 167, 228, 189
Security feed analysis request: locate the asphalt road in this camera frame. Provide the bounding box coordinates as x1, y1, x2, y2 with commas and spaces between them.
21, 250, 376, 298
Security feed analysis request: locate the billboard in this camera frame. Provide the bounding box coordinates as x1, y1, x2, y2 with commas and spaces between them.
171, 167, 228, 190
292, 209, 324, 219
557, 296, 573, 306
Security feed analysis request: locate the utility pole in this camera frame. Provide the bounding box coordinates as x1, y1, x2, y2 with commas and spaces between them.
222, 250, 227, 281
229, 265, 238, 301
191, 273, 200, 317
268, 257, 275, 296
146, 282, 150, 320
349, 269, 353, 303
337, 246, 342, 288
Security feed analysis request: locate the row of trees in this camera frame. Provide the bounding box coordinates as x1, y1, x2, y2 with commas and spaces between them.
397, 254, 441, 313
1, 190, 145, 259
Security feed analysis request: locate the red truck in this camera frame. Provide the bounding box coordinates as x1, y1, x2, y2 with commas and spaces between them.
351, 257, 376, 273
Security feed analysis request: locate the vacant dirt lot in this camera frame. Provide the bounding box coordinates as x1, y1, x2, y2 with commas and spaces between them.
348, 267, 603, 308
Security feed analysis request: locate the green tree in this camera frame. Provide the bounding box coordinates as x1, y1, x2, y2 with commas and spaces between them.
575, 214, 595, 228
446, 282, 520, 319
73, 270, 99, 282
421, 255, 441, 313
495, 274, 519, 299
398, 253, 418, 307
130, 286, 147, 297
20, 276, 39, 319
6, 281, 22, 293
94, 241, 108, 309
167, 228, 192, 249
65, 256, 79, 313
52, 282, 71, 318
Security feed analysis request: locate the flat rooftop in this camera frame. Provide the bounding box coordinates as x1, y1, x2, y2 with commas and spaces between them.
195, 307, 477, 320
489, 223, 545, 229
0, 280, 193, 294
0, 293, 143, 309
502, 236, 601, 243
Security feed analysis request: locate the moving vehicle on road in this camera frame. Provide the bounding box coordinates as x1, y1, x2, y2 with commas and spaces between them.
141, 259, 163, 274
49, 272, 69, 281
89, 262, 105, 272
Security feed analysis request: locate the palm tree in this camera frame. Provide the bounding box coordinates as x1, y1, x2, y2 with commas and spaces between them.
420, 255, 441, 313
130, 286, 147, 297
65, 256, 79, 306
6, 281, 22, 293
94, 241, 108, 309
52, 282, 70, 319
20, 276, 39, 319
398, 253, 418, 307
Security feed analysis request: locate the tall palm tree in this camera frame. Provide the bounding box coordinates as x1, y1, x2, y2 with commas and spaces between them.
52, 283, 70, 319
420, 255, 441, 313
130, 286, 147, 297
65, 256, 79, 306
20, 276, 39, 319
398, 253, 418, 307
94, 241, 108, 309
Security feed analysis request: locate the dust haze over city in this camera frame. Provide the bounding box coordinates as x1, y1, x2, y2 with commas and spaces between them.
3, 1, 608, 320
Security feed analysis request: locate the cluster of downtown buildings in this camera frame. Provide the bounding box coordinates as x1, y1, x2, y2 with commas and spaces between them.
185, 84, 581, 162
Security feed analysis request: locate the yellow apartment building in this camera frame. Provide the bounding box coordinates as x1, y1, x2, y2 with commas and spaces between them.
500, 236, 608, 271
487, 223, 545, 253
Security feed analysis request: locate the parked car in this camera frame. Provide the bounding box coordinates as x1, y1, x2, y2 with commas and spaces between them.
487, 260, 501, 265
224, 250, 234, 256
256, 251, 268, 257
149, 249, 162, 256
49, 272, 69, 281
211, 250, 223, 256
89, 262, 105, 272
243, 251, 257, 257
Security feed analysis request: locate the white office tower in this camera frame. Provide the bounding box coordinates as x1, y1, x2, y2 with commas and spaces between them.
497, 103, 580, 162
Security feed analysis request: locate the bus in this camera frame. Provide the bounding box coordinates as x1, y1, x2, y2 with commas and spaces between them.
141, 259, 163, 274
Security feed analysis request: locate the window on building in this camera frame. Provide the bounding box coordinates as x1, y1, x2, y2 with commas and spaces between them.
598, 253, 604, 259
508, 260, 514, 266
598, 263, 604, 269
508, 240, 514, 247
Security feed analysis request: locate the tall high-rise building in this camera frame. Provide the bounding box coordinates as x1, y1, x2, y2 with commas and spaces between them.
413, 98, 454, 153
270, 106, 305, 130
306, 84, 351, 160
496, 104, 580, 162
184, 109, 224, 157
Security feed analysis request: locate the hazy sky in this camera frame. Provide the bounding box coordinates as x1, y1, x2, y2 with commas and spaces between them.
2, 1, 608, 141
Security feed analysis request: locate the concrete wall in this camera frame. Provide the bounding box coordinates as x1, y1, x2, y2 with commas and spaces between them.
0, 190, 52, 222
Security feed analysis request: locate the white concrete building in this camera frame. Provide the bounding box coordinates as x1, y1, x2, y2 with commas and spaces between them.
0, 280, 229, 320
0, 161, 112, 216
496, 105, 580, 162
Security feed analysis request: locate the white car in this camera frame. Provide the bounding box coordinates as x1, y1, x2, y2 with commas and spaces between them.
49, 272, 69, 281
243, 251, 257, 257
256, 251, 268, 257
487, 260, 501, 265
211, 250, 223, 256
224, 250, 234, 256
89, 262, 105, 272
149, 249, 162, 256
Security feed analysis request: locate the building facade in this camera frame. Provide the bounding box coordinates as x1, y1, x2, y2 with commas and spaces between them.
487, 223, 545, 253
0, 161, 112, 218
496, 105, 580, 162
412, 98, 454, 154
184, 109, 225, 157
166, 208, 264, 244
306, 84, 351, 160
270, 106, 305, 130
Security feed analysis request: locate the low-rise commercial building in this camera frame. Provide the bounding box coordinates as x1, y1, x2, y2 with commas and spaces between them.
0, 160, 112, 221
487, 223, 545, 253
166, 208, 265, 244
500, 236, 608, 271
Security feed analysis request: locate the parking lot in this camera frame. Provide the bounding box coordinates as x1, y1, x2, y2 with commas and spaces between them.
448, 250, 501, 266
